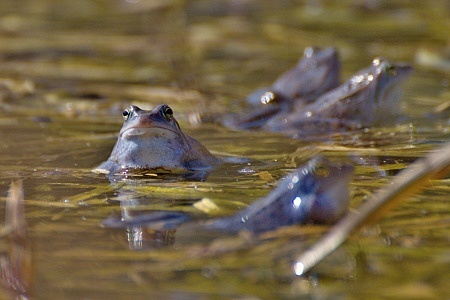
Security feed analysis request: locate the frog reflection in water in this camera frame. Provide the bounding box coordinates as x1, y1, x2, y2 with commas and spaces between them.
103, 157, 353, 235
94, 104, 219, 177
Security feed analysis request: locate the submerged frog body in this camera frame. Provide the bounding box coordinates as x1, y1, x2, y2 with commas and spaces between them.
225, 47, 341, 129
207, 157, 353, 233
264, 57, 413, 134
103, 157, 353, 234
94, 104, 219, 177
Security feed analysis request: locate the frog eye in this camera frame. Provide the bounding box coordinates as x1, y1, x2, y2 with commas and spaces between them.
260, 91, 284, 105
260, 91, 275, 104
162, 106, 173, 120
384, 64, 397, 76
122, 107, 132, 121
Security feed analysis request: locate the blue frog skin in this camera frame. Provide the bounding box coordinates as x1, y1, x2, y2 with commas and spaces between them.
225, 47, 341, 130
247, 47, 341, 105
207, 157, 353, 233
102, 157, 353, 234
225, 55, 412, 136
94, 104, 219, 177
264, 57, 413, 134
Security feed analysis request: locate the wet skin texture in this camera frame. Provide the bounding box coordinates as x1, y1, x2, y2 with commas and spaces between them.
103, 157, 353, 234
265, 57, 413, 134
95, 104, 219, 176
225, 47, 341, 129
208, 157, 353, 233
226, 52, 412, 136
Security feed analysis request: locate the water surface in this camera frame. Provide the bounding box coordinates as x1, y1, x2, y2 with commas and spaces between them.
0, 1, 449, 299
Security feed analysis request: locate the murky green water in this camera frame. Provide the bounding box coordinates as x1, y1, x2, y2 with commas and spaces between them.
0, 1, 449, 299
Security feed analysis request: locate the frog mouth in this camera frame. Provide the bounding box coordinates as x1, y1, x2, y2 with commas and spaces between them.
120, 125, 180, 138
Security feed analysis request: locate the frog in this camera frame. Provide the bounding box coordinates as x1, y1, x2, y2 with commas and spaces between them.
207, 157, 353, 233
93, 104, 219, 177
223, 47, 341, 129
263, 57, 413, 135
103, 157, 354, 235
